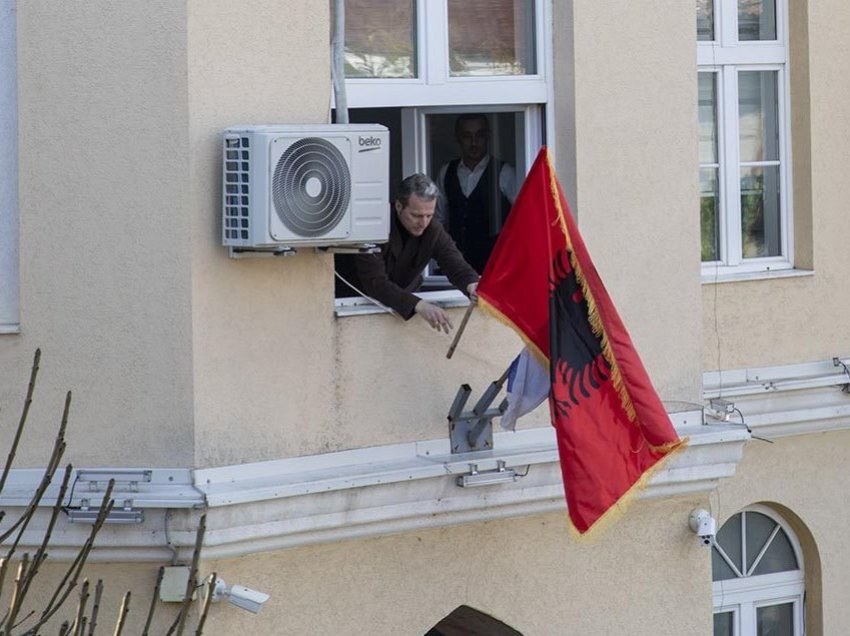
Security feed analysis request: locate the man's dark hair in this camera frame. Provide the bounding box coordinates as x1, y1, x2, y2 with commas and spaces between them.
395, 173, 440, 207
454, 113, 490, 138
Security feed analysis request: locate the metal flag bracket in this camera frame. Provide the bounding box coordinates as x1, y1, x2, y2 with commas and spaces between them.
447, 369, 510, 454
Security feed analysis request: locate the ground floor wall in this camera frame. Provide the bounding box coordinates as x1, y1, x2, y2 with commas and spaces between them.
203, 494, 711, 635
5, 432, 847, 635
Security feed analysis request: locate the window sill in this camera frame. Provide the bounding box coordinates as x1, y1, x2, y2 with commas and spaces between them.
0, 323, 20, 335
701, 268, 813, 285
334, 290, 469, 318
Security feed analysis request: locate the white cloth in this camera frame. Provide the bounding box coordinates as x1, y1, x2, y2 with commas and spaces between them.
500, 348, 549, 431
436, 155, 517, 227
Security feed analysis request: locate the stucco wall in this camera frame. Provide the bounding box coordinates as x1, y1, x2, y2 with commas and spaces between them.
0, 1, 195, 467
562, 0, 704, 405
186, 1, 337, 467
702, 0, 850, 370
7, 562, 176, 634
189, 0, 705, 467
203, 494, 710, 635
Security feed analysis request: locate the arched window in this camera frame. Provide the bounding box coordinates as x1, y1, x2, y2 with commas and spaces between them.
425, 605, 522, 635
712, 505, 804, 636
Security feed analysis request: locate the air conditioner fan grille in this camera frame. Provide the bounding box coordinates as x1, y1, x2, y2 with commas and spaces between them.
272, 138, 351, 237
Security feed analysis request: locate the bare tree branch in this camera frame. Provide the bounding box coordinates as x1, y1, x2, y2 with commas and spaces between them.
141, 566, 164, 636
3, 553, 30, 632
21, 483, 116, 636
69, 578, 89, 636
174, 514, 206, 636
16, 465, 74, 605
0, 391, 71, 546
194, 573, 217, 636
112, 592, 130, 636
0, 349, 41, 494
86, 579, 103, 636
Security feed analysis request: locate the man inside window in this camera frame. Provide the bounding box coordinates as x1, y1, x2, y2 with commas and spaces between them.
436, 113, 517, 273
353, 173, 479, 333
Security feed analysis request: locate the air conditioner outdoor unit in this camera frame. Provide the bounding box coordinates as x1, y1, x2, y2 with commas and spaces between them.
222, 124, 389, 251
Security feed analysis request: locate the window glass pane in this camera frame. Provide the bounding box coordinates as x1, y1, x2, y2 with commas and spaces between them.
701, 169, 720, 262
699, 73, 718, 164
716, 513, 743, 572
428, 112, 521, 275
712, 545, 738, 581
753, 527, 798, 575
739, 71, 779, 162
697, 0, 715, 41
757, 602, 794, 636
739, 0, 777, 41
343, 0, 416, 78
713, 611, 734, 636
741, 165, 781, 258
745, 511, 777, 572
448, 0, 536, 77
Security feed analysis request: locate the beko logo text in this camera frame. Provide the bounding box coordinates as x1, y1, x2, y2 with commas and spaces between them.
358, 136, 382, 151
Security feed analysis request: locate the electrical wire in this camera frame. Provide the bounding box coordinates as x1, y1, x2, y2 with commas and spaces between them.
331, 267, 403, 320
731, 407, 773, 444
61, 473, 80, 512
833, 358, 850, 393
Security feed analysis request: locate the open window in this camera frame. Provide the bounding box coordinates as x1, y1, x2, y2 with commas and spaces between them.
333, 105, 543, 302
332, 0, 553, 314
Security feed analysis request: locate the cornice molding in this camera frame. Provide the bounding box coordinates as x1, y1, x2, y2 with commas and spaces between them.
2, 357, 848, 561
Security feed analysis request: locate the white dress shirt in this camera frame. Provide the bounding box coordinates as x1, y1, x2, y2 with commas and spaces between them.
436, 155, 517, 227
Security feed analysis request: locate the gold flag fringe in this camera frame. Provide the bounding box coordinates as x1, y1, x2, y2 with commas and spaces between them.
567, 437, 688, 542
477, 150, 689, 541
544, 151, 638, 425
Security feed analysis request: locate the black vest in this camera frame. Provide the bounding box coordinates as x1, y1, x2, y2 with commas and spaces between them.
445, 158, 512, 273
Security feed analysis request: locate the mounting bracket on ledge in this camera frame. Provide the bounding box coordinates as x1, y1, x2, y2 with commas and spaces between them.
315, 244, 380, 255
456, 460, 517, 487
447, 374, 509, 453
228, 246, 296, 259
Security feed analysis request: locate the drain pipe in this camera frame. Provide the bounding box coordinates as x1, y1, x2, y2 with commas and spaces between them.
331, 0, 349, 124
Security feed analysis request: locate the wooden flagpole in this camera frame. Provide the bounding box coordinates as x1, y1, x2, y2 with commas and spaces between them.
446, 302, 475, 359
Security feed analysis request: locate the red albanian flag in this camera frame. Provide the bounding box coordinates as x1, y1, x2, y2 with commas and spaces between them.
477, 147, 686, 536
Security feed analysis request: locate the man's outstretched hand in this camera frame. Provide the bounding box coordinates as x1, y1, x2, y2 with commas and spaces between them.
467, 282, 479, 303
415, 300, 454, 334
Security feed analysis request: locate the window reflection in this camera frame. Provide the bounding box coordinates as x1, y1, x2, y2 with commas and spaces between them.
448, 0, 536, 77
342, 0, 417, 78
712, 611, 734, 636
738, 71, 779, 162
701, 169, 720, 262
697, 0, 715, 41
756, 603, 794, 636
739, 0, 777, 41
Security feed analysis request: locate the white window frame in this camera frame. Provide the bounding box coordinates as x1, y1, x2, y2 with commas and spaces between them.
0, 0, 19, 334
400, 104, 545, 185
335, 1, 555, 315
712, 504, 805, 636
699, 0, 794, 278
344, 0, 552, 108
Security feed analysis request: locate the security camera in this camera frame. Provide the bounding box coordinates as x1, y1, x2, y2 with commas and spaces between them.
208, 578, 270, 614
688, 508, 717, 547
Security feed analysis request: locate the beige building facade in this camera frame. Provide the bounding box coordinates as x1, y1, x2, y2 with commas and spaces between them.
1, 1, 848, 634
